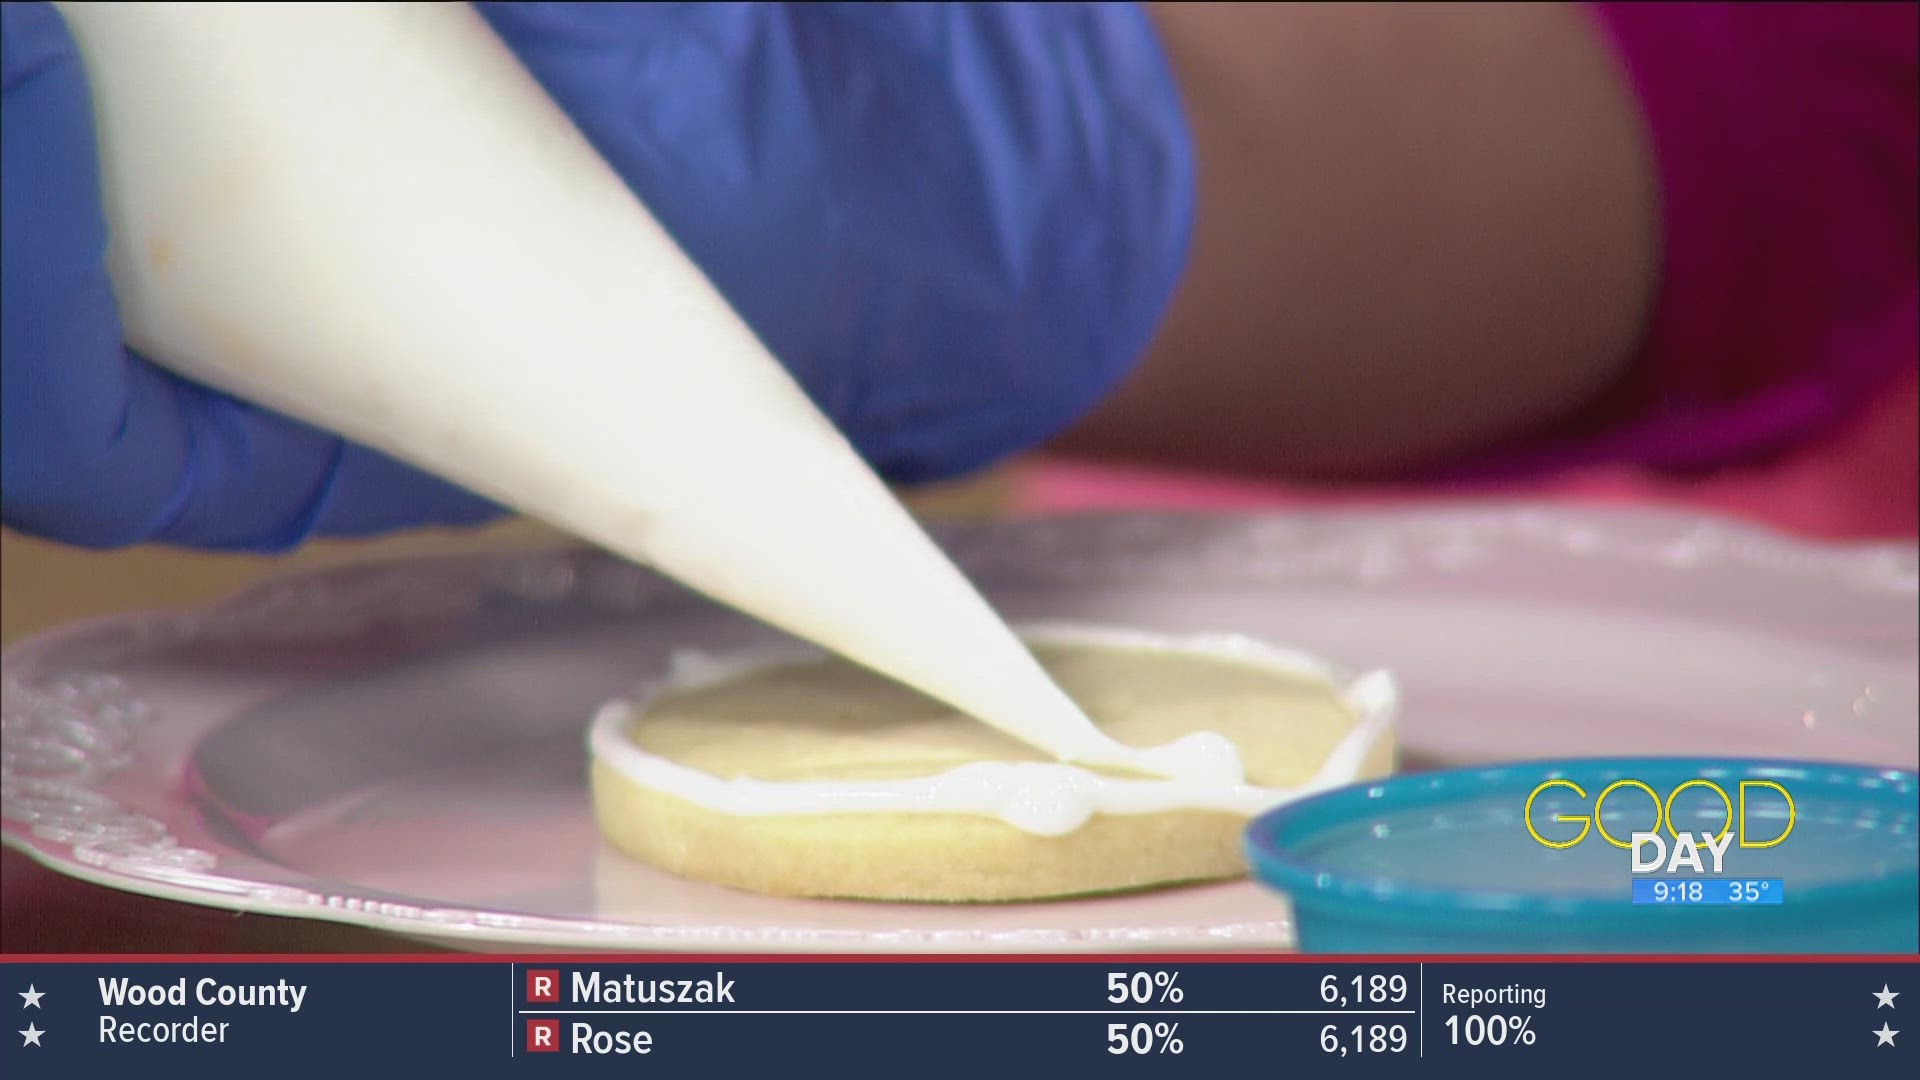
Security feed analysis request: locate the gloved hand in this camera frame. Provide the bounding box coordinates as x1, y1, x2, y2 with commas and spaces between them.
2, 2, 505, 550
3, 2, 1193, 552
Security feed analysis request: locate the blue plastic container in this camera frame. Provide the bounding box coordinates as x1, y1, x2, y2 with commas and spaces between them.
1244, 758, 1918, 953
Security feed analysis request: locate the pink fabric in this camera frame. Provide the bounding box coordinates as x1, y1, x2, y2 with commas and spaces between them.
1481, 3, 1917, 478
1024, 364, 1915, 539
1028, 4, 1917, 541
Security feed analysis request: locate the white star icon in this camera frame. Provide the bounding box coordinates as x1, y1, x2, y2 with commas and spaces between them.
18, 985, 44, 1008
1875, 984, 1900, 1009
19, 1023, 44, 1047
1874, 1023, 1899, 1047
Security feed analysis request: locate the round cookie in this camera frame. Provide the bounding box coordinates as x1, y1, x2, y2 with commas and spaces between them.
589, 629, 1396, 902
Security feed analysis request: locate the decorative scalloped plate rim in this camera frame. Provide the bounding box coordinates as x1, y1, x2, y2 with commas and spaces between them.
3, 505, 1914, 952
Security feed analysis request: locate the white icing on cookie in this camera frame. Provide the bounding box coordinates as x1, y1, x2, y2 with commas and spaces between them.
589, 625, 1398, 837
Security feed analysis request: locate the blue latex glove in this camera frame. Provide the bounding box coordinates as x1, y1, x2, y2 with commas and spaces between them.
2, 2, 1193, 552
1, 3, 505, 550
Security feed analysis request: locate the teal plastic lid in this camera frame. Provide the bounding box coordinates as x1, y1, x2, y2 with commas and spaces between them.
1245, 758, 1918, 953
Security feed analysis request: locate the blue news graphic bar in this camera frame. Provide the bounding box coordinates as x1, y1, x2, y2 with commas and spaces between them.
1, 958, 1909, 1075
1630, 878, 1787, 905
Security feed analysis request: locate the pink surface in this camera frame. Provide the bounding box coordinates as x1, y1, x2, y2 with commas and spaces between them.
1025, 367, 1917, 542
1031, 2, 1920, 543
1442, 4, 1918, 486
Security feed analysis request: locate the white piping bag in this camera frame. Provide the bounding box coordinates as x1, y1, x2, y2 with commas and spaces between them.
54, 2, 1239, 783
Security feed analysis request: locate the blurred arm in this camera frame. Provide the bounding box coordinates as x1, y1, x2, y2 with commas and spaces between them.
1056, 2, 1658, 477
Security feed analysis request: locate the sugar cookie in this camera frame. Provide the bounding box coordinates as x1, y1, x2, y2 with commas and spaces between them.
589, 627, 1396, 902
